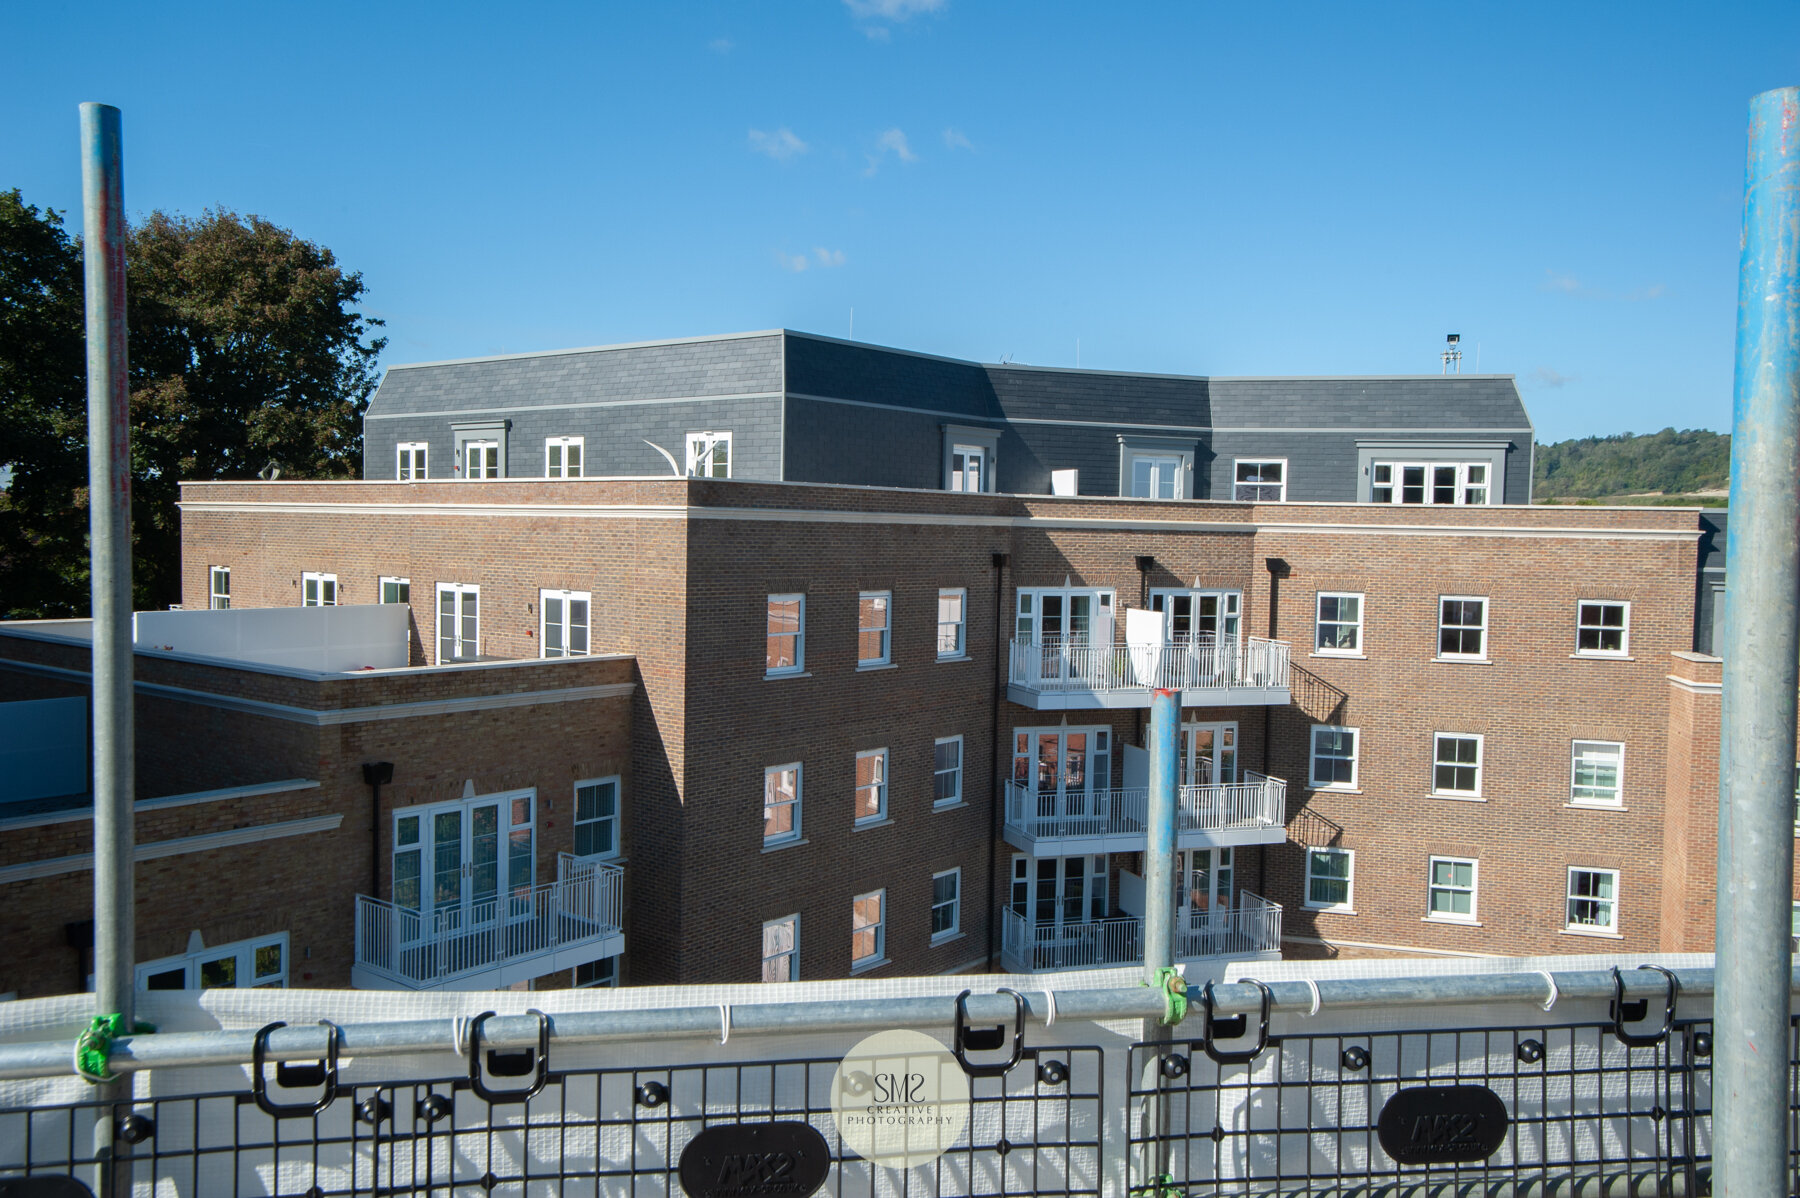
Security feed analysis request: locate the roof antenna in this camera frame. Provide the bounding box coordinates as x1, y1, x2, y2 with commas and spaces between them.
1441, 333, 1463, 375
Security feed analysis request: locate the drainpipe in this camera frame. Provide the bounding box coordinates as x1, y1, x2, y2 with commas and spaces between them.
1262, 558, 1289, 893
363, 763, 394, 903
1714, 85, 1800, 1198
1135, 556, 1154, 749
986, 551, 1008, 969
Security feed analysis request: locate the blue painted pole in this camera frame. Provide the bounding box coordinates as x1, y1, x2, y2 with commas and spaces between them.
1715, 85, 1800, 1198
1143, 688, 1179, 981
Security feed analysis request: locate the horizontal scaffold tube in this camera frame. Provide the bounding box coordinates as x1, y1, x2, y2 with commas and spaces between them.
0, 965, 1762, 1082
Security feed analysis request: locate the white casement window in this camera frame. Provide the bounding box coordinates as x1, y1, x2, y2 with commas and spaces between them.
937, 588, 967, 658
934, 736, 964, 807
301, 571, 338, 607
1310, 725, 1359, 789
858, 591, 891, 666
574, 958, 617, 988
950, 444, 989, 493
396, 442, 428, 481
1014, 587, 1116, 645
1576, 601, 1630, 657
1437, 597, 1488, 660
1427, 857, 1478, 923
1371, 462, 1493, 505
851, 890, 886, 969
540, 588, 591, 658
1305, 848, 1354, 911
379, 576, 411, 605
854, 749, 888, 824
1314, 592, 1362, 654
209, 566, 231, 610
1567, 868, 1619, 932
462, 440, 501, 480
573, 777, 620, 859
764, 763, 801, 845
766, 595, 805, 677
138, 933, 288, 990
687, 431, 732, 478
1432, 733, 1483, 797
546, 436, 584, 479
1571, 741, 1625, 806
762, 914, 799, 982
1233, 459, 1287, 502
1129, 454, 1184, 499
931, 869, 961, 943
436, 583, 480, 663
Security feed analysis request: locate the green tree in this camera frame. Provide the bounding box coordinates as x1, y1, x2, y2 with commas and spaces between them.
0, 193, 385, 615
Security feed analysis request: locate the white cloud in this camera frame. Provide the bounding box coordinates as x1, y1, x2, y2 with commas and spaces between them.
708, 37, 733, 53
776, 251, 810, 273
1541, 270, 1581, 294
942, 127, 974, 151
844, 0, 945, 19
1528, 366, 1575, 389
814, 247, 846, 267
748, 127, 808, 162
863, 127, 917, 175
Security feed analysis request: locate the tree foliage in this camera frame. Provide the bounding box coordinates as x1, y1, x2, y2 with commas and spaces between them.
1533, 427, 1730, 500
0, 192, 385, 616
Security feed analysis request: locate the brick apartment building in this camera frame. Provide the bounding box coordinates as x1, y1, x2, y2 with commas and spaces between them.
0, 333, 1761, 997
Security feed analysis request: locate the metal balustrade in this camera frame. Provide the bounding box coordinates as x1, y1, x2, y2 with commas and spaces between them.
1007, 636, 1290, 708
353, 856, 623, 989
1000, 894, 1282, 973
1003, 774, 1285, 854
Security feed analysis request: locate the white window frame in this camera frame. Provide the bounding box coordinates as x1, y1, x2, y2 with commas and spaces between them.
1571, 740, 1625, 807
1432, 733, 1484, 798
1371, 461, 1494, 506
762, 914, 799, 982
933, 735, 964, 808
396, 441, 428, 482
763, 763, 802, 846
1314, 591, 1363, 655
1304, 847, 1355, 912
462, 439, 502, 480
1575, 600, 1631, 657
1233, 458, 1288, 502
545, 436, 584, 479
1437, 596, 1488, 661
854, 748, 889, 825
851, 889, 886, 970
1310, 725, 1359, 789
858, 591, 891, 667
766, 594, 805, 677
1128, 453, 1185, 499
573, 776, 621, 860
687, 431, 732, 478
137, 932, 288, 990
301, 571, 338, 607
1566, 867, 1619, 933
931, 868, 961, 943
949, 444, 990, 493
937, 588, 967, 659
539, 588, 592, 658
209, 566, 231, 610
379, 576, 411, 605
435, 582, 480, 664
1426, 856, 1479, 923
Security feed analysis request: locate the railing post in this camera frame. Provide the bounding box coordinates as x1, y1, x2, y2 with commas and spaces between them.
1715, 84, 1800, 1198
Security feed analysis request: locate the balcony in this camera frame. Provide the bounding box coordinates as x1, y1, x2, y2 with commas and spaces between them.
352, 855, 624, 990
1007, 636, 1291, 710
1002, 774, 1287, 856
999, 891, 1283, 973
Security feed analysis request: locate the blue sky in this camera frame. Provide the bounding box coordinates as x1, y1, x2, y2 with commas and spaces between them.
6, 2, 1798, 441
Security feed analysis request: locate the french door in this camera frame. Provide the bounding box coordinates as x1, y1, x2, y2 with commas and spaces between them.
1180, 846, 1234, 914
393, 793, 535, 941
1013, 727, 1111, 826
437, 583, 479, 663
1149, 589, 1240, 643
1011, 854, 1108, 930
1179, 723, 1237, 786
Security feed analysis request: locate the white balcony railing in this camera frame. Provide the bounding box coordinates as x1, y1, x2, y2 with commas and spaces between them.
355, 856, 623, 989
1008, 635, 1290, 701
1000, 892, 1282, 973
1003, 774, 1286, 849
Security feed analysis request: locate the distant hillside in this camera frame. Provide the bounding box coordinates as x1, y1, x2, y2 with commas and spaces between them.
1534, 428, 1730, 501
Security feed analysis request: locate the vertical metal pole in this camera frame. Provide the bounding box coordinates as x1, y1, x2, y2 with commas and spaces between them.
1138, 688, 1180, 1185
1715, 84, 1800, 1198
80, 100, 134, 1197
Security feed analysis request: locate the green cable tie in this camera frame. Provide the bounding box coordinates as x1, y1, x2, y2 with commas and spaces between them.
73, 1013, 154, 1085
1142, 966, 1188, 1026
1130, 1172, 1182, 1197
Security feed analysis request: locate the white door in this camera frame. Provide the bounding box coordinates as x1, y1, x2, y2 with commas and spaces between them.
1178, 723, 1238, 786
1181, 847, 1234, 915
1011, 854, 1107, 931
393, 794, 534, 942
1013, 727, 1111, 825
437, 584, 479, 663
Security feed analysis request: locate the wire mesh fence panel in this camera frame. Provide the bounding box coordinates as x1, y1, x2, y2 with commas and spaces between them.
0, 1046, 1104, 1198
1127, 1018, 1721, 1197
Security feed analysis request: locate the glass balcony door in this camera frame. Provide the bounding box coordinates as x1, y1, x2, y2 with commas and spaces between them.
393, 794, 534, 944
1014, 727, 1111, 826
